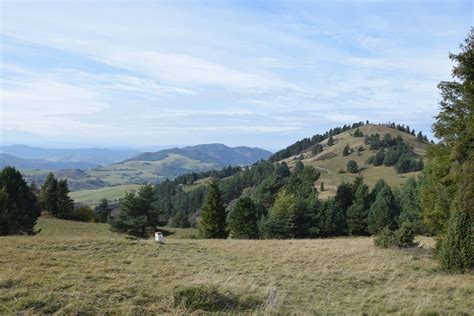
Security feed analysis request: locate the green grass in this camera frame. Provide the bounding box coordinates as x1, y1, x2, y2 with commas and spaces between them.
69, 184, 142, 206
0, 218, 472, 314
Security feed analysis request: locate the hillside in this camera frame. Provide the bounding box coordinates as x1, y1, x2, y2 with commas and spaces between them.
126, 143, 272, 166
23, 144, 271, 192
281, 124, 431, 197
1, 218, 472, 314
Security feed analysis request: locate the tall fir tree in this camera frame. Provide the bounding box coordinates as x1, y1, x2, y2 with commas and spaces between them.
94, 199, 112, 222
198, 179, 227, 238
56, 179, 74, 219
347, 178, 370, 235
368, 184, 399, 234
228, 197, 258, 239
41, 173, 59, 216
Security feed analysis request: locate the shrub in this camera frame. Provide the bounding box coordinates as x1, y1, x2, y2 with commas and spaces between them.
437, 210, 473, 272
395, 221, 418, 247
347, 160, 359, 173
173, 285, 261, 312
374, 227, 396, 248
72, 206, 95, 222
374, 222, 418, 248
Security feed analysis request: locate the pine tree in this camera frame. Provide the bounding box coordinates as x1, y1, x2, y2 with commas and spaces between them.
327, 135, 334, 146
111, 185, 164, 238
368, 185, 399, 234
346, 160, 359, 173
56, 179, 74, 219
94, 199, 112, 222
0, 166, 40, 235
398, 178, 424, 233
347, 179, 370, 235
342, 144, 350, 156
228, 197, 258, 239
199, 179, 227, 238
41, 173, 59, 216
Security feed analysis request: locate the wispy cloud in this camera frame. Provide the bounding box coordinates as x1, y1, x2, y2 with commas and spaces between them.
0, 0, 471, 148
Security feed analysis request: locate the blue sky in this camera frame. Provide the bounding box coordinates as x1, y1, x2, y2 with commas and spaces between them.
0, 0, 472, 150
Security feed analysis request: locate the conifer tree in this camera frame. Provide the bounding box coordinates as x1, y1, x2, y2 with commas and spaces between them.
94, 199, 112, 222
347, 178, 370, 235
199, 179, 227, 238
0, 166, 40, 235
56, 179, 74, 219
327, 135, 334, 146
228, 197, 258, 239
111, 185, 164, 238
41, 173, 59, 216
368, 184, 399, 234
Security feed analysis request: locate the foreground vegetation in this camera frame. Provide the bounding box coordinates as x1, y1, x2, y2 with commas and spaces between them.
1, 218, 473, 314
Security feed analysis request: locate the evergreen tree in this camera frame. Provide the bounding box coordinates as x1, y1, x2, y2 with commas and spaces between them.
198, 179, 227, 238
0, 166, 40, 235
321, 198, 346, 236
228, 197, 258, 239
94, 199, 112, 222
398, 178, 424, 233
111, 185, 164, 238
346, 160, 359, 173
368, 184, 399, 234
56, 179, 74, 219
343, 144, 350, 156
347, 178, 370, 235
327, 135, 334, 146
41, 173, 59, 216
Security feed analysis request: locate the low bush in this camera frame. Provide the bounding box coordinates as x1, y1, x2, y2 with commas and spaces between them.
374, 222, 418, 248
173, 284, 262, 312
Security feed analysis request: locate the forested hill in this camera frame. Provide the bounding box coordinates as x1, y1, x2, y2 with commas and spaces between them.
148, 121, 432, 228
126, 143, 272, 166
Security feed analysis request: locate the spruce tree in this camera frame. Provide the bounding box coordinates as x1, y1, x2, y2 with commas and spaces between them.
0, 166, 40, 235
368, 185, 399, 234
41, 173, 59, 216
228, 197, 258, 239
198, 179, 227, 238
346, 160, 359, 173
94, 199, 112, 222
56, 179, 74, 219
327, 135, 334, 146
111, 185, 164, 238
347, 180, 370, 235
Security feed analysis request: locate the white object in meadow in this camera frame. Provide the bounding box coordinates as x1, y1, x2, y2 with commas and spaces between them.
155, 232, 164, 243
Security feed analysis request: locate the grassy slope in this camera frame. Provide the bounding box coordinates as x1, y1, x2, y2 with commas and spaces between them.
69, 184, 142, 206
1, 219, 472, 314
284, 124, 430, 198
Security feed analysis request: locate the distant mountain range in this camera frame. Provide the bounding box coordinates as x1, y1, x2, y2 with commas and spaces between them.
0, 145, 141, 167
0, 154, 97, 170
10, 143, 272, 190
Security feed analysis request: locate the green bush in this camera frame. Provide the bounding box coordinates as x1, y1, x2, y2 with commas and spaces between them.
173, 285, 261, 312
72, 206, 95, 222
374, 227, 396, 248
395, 221, 418, 247
374, 222, 418, 248
437, 210, 473, 272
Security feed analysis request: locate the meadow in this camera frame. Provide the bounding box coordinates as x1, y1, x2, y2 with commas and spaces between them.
1, 218, 473, 314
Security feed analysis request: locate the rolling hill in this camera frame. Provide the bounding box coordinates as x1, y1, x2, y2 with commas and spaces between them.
280, 124, 431, 197
21, 144, 272, 194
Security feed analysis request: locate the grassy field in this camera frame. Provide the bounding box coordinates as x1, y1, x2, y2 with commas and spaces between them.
284, 124, 430, 198
69, 184, 142, 206
1, 219, 473, 314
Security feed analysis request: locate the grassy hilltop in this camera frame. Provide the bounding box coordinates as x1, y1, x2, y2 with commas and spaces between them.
1, 218, 472, 314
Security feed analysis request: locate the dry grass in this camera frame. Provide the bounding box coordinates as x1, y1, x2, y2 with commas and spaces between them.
1, 219, 473, 314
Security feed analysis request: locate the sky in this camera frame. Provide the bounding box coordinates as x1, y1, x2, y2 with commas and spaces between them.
0, 0, 472, 151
